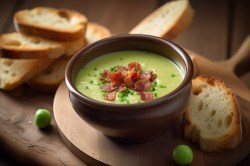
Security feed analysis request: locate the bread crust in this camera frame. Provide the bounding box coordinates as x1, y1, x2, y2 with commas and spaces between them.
0, 32, 65, 59
14, 7, 88, 41
129, 0, 194, 40
0, 58, 53, 90
184, 75, 242, 152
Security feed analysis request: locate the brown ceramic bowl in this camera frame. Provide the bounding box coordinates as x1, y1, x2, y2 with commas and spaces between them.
65, 34, 193, 143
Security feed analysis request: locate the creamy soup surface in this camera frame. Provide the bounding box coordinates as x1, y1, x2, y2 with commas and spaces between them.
75, 50, 183, 104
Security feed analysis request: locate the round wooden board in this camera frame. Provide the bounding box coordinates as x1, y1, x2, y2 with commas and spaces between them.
54, 81, 250, 166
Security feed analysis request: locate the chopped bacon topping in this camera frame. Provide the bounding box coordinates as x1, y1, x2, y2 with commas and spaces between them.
134, 79, 152, 92
104, 92, 116, 101
128, 62, 142, 72
102, 83, 116, 92
118, 84, 126, 92
108, 71, 122, 85
139, 92, 153, 101
100, 62, 158, 102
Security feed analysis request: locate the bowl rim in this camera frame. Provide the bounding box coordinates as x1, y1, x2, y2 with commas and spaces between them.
65, 34, 193, 111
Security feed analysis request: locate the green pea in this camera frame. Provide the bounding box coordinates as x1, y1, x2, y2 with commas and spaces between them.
35, 108, 51, 128
172, 144, 193, 165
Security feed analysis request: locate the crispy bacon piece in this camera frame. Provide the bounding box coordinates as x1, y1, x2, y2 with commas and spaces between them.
108, 71, 122, 85
139, 92, 153, 101
104, 92, 116, 101
150, 73, 157, 82
117, 65, 127, 72
118, 84, 126, 92
124, 75, 134, 87
102, 69, 109, 78
140, 72, 151, 80
128, 62, 142, 72
134, 79, 152, 92
102, 83, 116, 92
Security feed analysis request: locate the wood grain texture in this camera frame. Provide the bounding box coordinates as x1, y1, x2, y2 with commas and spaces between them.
175, 0, 229, 60
0, 0, 20, 33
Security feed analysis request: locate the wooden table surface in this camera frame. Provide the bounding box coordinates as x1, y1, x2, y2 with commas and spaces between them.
0, 0, 249, 165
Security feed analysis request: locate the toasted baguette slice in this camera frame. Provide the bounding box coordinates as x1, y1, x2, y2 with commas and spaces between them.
14, 7, 88, 41
62, 37, 87, 56
27, 22, 111, 93
184, 75, 242, 152
27, 56, 70, 93
129, 0, 194, 40
0, 32, 65, 59
86, 22, 111, 44
0, 32, 87, 59
0, 58, 53, 90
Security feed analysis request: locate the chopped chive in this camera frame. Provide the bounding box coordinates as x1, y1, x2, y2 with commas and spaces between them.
120, 58, 123, 60
85, 86, 89, 89
154, 93, 158, 97
90, 80, 93, 83
171, 74, 176, 77
153, 81, 157, 87
93, 74, 97, 77
160, 85, 166, 88
149, 87, 156, 92
93, 67, 97, 71
88, 73, 91, 76
110, 66, 117, 72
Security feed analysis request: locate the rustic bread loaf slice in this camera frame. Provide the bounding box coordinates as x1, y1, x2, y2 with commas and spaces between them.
0, 32, 87, 59
0, 57, 53, 90
27, 22, 111, 93
14, 7, 88, 41
129, 0, 194, 40
62, 37, 87, 56
27, 56, 70, 93
184, 75, 242, 152
0, 32, 65, 59
86, 22, 111, 44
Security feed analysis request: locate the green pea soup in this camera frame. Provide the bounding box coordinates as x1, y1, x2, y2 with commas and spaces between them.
75, 50, 183, 104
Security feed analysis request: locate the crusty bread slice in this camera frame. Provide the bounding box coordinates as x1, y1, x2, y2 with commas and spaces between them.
62, 37, 87, 56
184, 75, 242, 152
0, 57, 53, 90
27, 56, 70, 93
0, 32, 87, 59
86, 22, 111, 44
27, 22, 111, 93
0, 32, 65, 59
14, 7, 88, 41
129, 0, 194, 40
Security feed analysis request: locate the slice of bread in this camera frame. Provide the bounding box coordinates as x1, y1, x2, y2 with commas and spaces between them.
0, 32, 87, 59
0, 32, 65, 59
184, 75, 242, 152
14, 7, 88, 41
0, 57, 53, 90
86, 22, 111, 44
129, 0, 194, 40
27, 56, 70, 93
27, 22, 112, 93
62, 37, 87, 56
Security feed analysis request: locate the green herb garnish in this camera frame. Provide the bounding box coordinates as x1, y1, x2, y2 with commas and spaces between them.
110, 66, 117, 72
160, 85, 166, 88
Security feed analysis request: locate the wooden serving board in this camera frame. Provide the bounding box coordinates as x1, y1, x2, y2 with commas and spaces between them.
0, 37, 249, 165
53, 37, 250, 166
